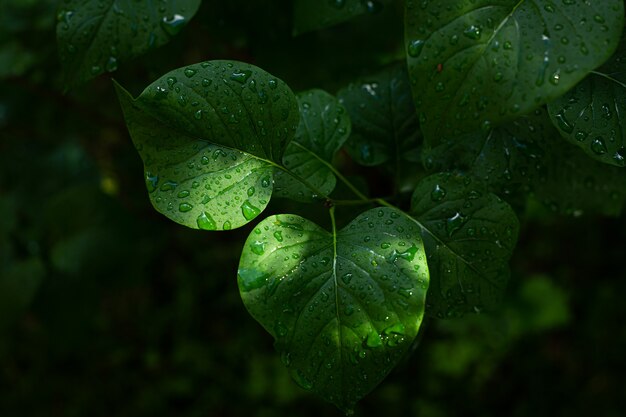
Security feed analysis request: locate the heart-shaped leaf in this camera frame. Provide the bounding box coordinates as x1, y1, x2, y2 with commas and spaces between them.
274, 89, 351, 202
338, 62, 421, 168
116, 60, 300, 230
238, 207, 429, 412
409, 173, 519, 318
294, 0, 389, 35
406, 0, 624, 140
547, 34, 626, 167
56, 0, 201, 87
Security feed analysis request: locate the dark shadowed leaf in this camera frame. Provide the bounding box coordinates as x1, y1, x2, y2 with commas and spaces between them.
338, 62, 421, 171
56, 0, 201, 87
406, 0, 624, 140
274, 89, 351, 202
294, 0, 390, 35
423, 107, 626, 215
238, 207, 428, 411
547, 34, 626, 167
409, 173, 519, 318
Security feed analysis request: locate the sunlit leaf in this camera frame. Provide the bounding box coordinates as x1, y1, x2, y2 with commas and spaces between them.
406, 0, 624, 140
116, 60, 299, 230
238, 207, 429, 411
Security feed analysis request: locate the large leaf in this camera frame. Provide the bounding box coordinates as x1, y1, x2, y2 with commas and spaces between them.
423, 108, 626, 215
547, 34, 626, 167
274, 89, 351, 202
409, 173, 519, 318
116, 60, 300, 230
338, 62, 421, 169
294, 0, 389, 35
56, 0, 201, 86
238, 207, 429, 411
406, 0, 625, 140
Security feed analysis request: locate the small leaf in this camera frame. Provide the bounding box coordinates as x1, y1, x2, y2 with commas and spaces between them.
409, 173, 519, 318
116, 60, 300, 230
274, 89, 351, 202
238, 207, 428, 411
294, 0, 389, 35
56, 0, 201, 86
406, 0, 625, 140
338, 62, 421, 168
548, 34, 626, 167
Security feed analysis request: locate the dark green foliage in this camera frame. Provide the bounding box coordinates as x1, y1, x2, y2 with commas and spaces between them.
56, 0, 201, 87
2, 0, 626, 415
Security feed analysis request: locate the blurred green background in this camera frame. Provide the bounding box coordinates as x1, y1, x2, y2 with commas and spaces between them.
1, 1, 626, 416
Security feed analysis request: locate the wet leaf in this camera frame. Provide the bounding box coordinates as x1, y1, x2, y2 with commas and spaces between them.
56, 0, 201, 87
115, 60, 300, 230
409, 173, 519, 318
423, 107, 626, 216
238, 207, 428, 411
274, 89, 351, 202
338, 62, 421, 169
548, 34, 626, 167
406, 0, 624, 140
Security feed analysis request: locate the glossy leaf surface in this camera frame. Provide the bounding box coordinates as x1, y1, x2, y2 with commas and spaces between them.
56, 0, 201, 86
238, 208, 429, 411
274, 89, 351, 202
410, 173, 519, 318
338, 62, 421, 168
406, 0, 624, 140
294, 0, 389, 35
116, 60, 300, 230
548, 35, 626, 167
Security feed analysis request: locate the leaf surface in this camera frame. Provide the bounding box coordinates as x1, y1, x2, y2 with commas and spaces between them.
409, 173, 519, 318
338, 62, 421, 168
238, 207, 428, 411
274, 89, 351, 202
423, 108, 626, 215
547, 35, 626, 167
116, 60, 300, 230
406, 0, 624, 140
57, 0, 201, 86
294, 0, 389, 35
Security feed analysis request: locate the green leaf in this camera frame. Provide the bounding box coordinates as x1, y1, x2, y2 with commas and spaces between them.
423, 107, 626, 215
274, 89, 351, 202
56, 0, 201, 86
116, 60, 300, 230
294, 0, 389, 35
338, 62, 421, 167
0, 258, 44, 331
405, 0, 625, 140
422, 108, 552, 198
547, 34, 626, 167
238, 207, 429, 411
409, 173, 519, 318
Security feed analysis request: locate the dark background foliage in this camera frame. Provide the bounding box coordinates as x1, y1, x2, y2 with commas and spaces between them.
1, 0, 625, 416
